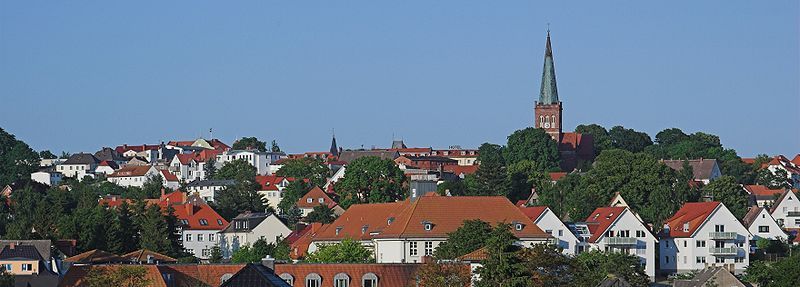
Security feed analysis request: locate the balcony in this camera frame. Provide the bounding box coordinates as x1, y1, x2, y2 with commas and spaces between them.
604, 237, 638, 245
709, 247, 738, 255
787, 211, 800, 217
708, 232, 737, 240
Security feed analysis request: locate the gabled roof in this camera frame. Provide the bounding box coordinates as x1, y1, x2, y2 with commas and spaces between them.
770, 189, 799, 214
548, 172, 567, 181
663, 202, 721, 238
457, 246, 488, 262
274, 263, 425, 287
673, 267, 746, 287
792, 154, 800, 166
98, 160, 119, 169
584, 207, 627, 243
172, 202, 229, 230
376, 196, 549, 239
59, 264, 247, 287
287, 223, 324, 259
175, 153, 197, 165
744, 185, 785, 200
296, 187, 338, 209
661, 159, 720, 180
160, 170, 179, 182
94, 147, 126, 162
313, 202, 408, 241
220, 263, 291, 287
0, 245, 42, 261
64, 249, 123, 264
517, 206, 548, 222
220, 212, 278, 233
108, 166, 155, 177
61, 153, 100, 165
742, 206, 766, 228
120, 249, 177, 264
443, 165, 479, 176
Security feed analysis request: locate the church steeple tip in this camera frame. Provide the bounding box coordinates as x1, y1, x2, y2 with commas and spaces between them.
539, 30, 559, 105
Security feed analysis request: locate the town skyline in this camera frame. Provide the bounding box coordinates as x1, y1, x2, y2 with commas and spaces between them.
1, 1, 797, 157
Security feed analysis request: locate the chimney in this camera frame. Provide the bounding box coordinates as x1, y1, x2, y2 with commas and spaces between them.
186, 204, 194, 216
160, 188, 166, 199
261, 255, 275, 270
147, 255, 154, 264
9, 243, 15, 250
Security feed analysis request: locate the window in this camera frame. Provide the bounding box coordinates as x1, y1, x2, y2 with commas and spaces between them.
22, 264, 31, 271
280, 273, 294, 286
217, 219, 224, 226
307, 198, 313, 203
197, 234, 203, 242
3, 264, 10, 271
696, 256, 706, 263
558, 230, 563, 236
209, 234, 215, 242
794, 219, 800, 226
334, 273, 350, 287
410, 242, 418, 256
696, 240, 706, 248
185, 234, 192, 242
759, 226, 769, 233
636, 230, 646, 238
202, 249, 210, 257
665, 256, 669, 263
735, 257, 745, 263
305, 273, 321, 287
545, 229, 553, 235
424, 241, 433, 256
715, 224, 725, 232
318, 198, 324, 203
424, 223, 432, 231
199, 219, 208, 226
715, 257, 725, 263
362, 273, 378, 287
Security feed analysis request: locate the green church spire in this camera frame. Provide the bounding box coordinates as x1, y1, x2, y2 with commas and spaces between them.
538, 31, 559, 105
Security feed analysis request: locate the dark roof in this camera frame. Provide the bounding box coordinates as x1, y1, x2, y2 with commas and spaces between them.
61, 153, 100, 165
673, 267, 746, 287
338, 150, 399, 163
221, 212, 274, 233
0, 245, 42, 261
93, 147, 126, 162
595, 276, 632, 287
120, 249, 177, 264
0, 240, 50, 261
742, 206, 763, 228
220, 263, 291, 287
661, 159, 719, 180
64, 249, 123, 264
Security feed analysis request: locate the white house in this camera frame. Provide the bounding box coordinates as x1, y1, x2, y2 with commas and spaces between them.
770, 189, 800, 229
218, 212, 291, 258
764, 155, 800, 189
170, 154, 200, 182
186, 179, 237, 203
660, 202, 751, 275
107, 166, 160, 188
94, 161, 119, 175
661, 159, 722, 184
309, 196, 552, 264
217, 150, 285, 176
743, 185, 786, 207
295, 186, 344, 217
742, 206, 786, 241
517, 205, 579, 255
56, 153, 100, 178
30, 170, 62, 186
172, 201, 229, 259
570, 206, 657, 280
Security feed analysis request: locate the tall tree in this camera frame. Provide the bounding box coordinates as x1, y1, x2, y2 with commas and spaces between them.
305, 205, 337, 224
572, 250, 650, 287
270, 140, 282, 153
275, 158, 329, 187
304, 238, 373, 263
702, 176, 750, 219
213, 159, 257, 181
756, 169, 792, 189
278, 180, 311, 214
141, 176, 165, 199
475, 223, 528, 287
84, 266, 152, 287
504, 127, 560, 171
0, 127, 40, 187
335, 156, 405, 208
608, 126, 652, 153
506, 160, 549, 202
470, 143, 509, 196
117, 201, 139, 253
138, 205, 172, 254
203, 158, 217, 180
413, 261, 473, 287
434, 219, 493, 260
214, 183, 269, 221
232, 137, 267, 152
654, 128, 689, 146
575, 124, 612, 156
38, 150, 57, 159
518, 244, 577, 287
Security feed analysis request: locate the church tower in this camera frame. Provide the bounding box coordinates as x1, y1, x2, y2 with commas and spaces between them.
535, 31, 563, 141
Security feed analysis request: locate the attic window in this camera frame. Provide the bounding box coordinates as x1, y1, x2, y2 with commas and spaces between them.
606, 213, 614, 219
217, 219, 224, 226
199, 219, 208, 226
180, 219, 189, 225
682, 223, 689, 232
593, 214, 600, 221
515, 223, 524, 231
307, 198, 313, 203
361, 225, 369, 234
318, 198, 324, 203
336, 227, 343, 236
387, 217, 395, 225
423, 222, 433, 231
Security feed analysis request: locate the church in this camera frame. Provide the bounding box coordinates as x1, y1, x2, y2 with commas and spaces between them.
534, 32, 595, 171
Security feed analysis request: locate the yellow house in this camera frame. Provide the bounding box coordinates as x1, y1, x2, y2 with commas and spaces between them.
0, 244, 41, 275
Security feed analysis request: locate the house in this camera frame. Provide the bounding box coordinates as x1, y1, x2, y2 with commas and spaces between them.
296, 186, 344, 217
107, 165, 166, 188
170, 153, 200, 181
63, 249, 123, 265
517, 205, 579, 255
273, 263, 423, 287
30, 169, 62, 186
114, 144, 162, 163
762, 155, 800, 188
59, 264, 247, 287
119, 249, 177, 264
219, 212, 292, 258
93, 147, 127, 166
0, 243, 59, 287
742, 206, 786, 242
167, 138, 231, 152
672, 267, 746, 287
56, 153, 99, 178
186, 179, 237, 203
570, 206, 657, 280
443, 165, 478, 179
217, 150, 285, 176
394, 156, 458, 171
93, 160, 119, 175
286, 223, 324, 260
160, 170, 180, 189
743, 185, 786, 207
660, 202, 751, 275
431, 148, 479, 166
219, 262, 291, 287
770, 189, 800, 229
256, 175, 294, 210
661, 159, 722, 184
310, 195, 552, 264
172, 200, 229, 259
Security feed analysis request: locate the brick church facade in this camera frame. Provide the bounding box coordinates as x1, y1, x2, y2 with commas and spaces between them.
534, 32, 595, 171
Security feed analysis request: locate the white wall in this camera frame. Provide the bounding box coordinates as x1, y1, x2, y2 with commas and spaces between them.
181, 229, 220, 259
749, 209, 787, 241
534, 208, 579, 255
771, 191, 800, 229
593, 210, 657, 280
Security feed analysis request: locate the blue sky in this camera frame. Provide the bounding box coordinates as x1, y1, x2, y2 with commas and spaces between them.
1, 1, 797, 157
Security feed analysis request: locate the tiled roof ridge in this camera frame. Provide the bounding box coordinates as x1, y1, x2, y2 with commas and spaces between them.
396, 198, 421, 238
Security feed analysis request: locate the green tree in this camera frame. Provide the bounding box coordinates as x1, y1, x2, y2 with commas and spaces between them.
743, 253, 800, 287
609, 126, 652, 153
214, 182, 269, 221
413, 261, 473, 287
276, 158, 329, 187
232, 137, 267, 152
231, 240, 277, 263
573, 250, 650, 287
278, 180, 311, 214
702, 176, 750, 219
654, 128, 689, 146
434, 219, 493, 260
306, 205, 337, 224
756, 169, 792, 189
138, 204, 172, 254
213, 159, 256, 181
0, 267, 13, 287
475, 223, 528, 287
84, 266, 152, 287
141, 175, 165, 199
305, 238, 373, 263
503, 127, 560, 171
506, 160, 549, 202
105, 208, 124, 254
436, 179, 468, 196
270, 140, 282, 153
281, 205, 303, 230
575, 124, 612, 157
117, 201, 139, 253
335, 156, 405, 208
208, 246, 223, 263
0, 127, 40, 187
39, 150, 57, 159
272, 238, 291, 260
518, 244, 577, 287
204, 158, 217, 179
470, 143, 509, 196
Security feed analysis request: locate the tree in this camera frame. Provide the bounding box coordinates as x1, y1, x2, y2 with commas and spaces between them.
434, 220, 493, 260
572, 250, 650, 287
437, 179, 468, 196
39, 150, 57, 159
213, 159, 256, 181
117, 201, 139, 253
506, 160, 549, 202
231, 239, 277, 263
275, 158, 329, 187
232, 137, 267, 152
270, 140, 282, 153
475, 223, 528, 287
335, 156, 405, 208
503, 127, 560, 171
83, 266, 152, 287
214, 182, 269, 221
537, 172, 590, 221
304, 238, 373, 263
654, 128, 689, 146
469, 143, 509, 197
702, 176, 750, 219
204, 158, 217, 180
608, 126, 652, 153
575, 124, 612, 156
141, 176, 165, 199
414, 261, 473, 287
105, 208, 124, 254
138, 205, 172, 254
208, 246, 223, 263
756, 169, 792, 189
278, 180, 311, 214
306, 205, 337, 224
518, 244, 577, 287
280, 205, 303, 230
0, 268, 13, 287
272, 238, 291, 260
743, 253, 800, 287
0, 127, 40, 187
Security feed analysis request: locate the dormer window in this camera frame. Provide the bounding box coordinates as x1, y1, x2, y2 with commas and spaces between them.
422, 221, 433, 231
217, 219, 224, 226
361, 225, 368, 234
682, 223, 689, 232
335, 227, 343, 236
180, 219, 189, 225
387, 217, 395, 225
515, 223, 524, 231
606, 213, 613, 219
318, 198, 324, 203
307, 198, 313, 203
199, 219, 208, 226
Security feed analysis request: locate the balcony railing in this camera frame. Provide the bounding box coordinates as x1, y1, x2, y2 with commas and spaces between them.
604, 237, 638, 245
708, 232, 737, 240
709, 247, 738, 255
787, 211, 800, 217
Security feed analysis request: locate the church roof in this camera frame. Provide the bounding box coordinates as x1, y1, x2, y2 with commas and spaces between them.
538, 31, 559, 105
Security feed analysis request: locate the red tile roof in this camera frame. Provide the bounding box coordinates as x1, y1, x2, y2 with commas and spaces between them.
663, 202, 721, 238
120, 249, 177, 263
792, 154, 800, 166
584, 206, 627, 243
297, 187, 338, 209
160, 170, 179, 182
274, 263, 423, 287
314, 202, 408, 241
108, 166, 154, 177
171, 202, 229, 230
517, 206, 548, 222
64, 249, 123, 264
59, 264, 246, 287
175, 153, 196, 165
287, 223, 324, 259
744, 185, 785, 198
114, 144, 161, 154
443, 165, 479, 176
457, 247, 488, 262
548, 172, 567, 181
